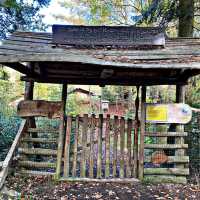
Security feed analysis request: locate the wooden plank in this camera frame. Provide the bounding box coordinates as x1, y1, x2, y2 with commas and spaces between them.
126, 119, 132, 178
52, 25, 165, 47
145, 156, 189, 163
21, 137, 57, 143
119, 117, 125, 178
112, 116, 119, 177
144, 132, 188, 137
17, 100, 62, 118
18, 148, 57, 155
139, 86, 146, 180
28, 128, 59, 133
80, 114, 88, 178
144, 144, 188, 149
72, 116, 79, 177
21, 170, 55, 176
105, 114, 110, 178
175, 85, 186, 171
63, 116, 72, 177
18, 161, 56, 168
144, 168, 189, 175
144, 175, 187, 184
97, 114, 103, 178
60, 177, 140, 183
0, 120, 27, 189
89, 114, 95, 178
55, 84, 67, 179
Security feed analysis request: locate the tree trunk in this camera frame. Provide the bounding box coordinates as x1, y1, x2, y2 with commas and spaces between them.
178, 0, 194, 37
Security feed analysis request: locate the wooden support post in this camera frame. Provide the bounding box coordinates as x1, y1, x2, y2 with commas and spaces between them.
105, 114, 110, 178
126, 119, 132, 178
80, 114, 88, 178
113, 116, 119, 177
64, 116, 72, 177
72, 116, 79, 177
55, 84, 67, 179
120, 117, 125, 178
175, 85, 185, 169
89, 114, 95, 178
139, 86, 146, 180
97, 114, 103, 178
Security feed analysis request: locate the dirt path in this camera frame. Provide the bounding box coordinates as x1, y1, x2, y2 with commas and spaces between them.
3, 175, 200, 200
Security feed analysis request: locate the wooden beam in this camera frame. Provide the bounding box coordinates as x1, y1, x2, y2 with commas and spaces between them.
21, 76, 188, 86
139, 86, 146, 180
55, 84, 67, 179
144, 168, 189, 175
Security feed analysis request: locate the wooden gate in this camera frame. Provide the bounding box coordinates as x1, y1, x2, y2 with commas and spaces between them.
62, 114, 139, 182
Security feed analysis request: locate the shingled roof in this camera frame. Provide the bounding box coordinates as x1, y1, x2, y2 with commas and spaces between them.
0, 30, 200, 86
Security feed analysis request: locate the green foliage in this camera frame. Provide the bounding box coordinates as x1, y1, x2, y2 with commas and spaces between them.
0, 0, 51, 39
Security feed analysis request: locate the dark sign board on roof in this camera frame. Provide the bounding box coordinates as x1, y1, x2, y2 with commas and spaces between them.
52, 25, 165, 48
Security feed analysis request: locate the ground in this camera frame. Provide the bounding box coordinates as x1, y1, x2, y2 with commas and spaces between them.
1, 175, 199, 200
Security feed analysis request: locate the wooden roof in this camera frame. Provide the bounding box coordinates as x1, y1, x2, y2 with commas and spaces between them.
0, 31, 200, 85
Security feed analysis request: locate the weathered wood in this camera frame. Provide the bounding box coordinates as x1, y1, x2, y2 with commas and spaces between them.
144, 175, 187, 184
72, 116, 79, 177
113, 116, 119, 177
80, 114, 88, 178
175, 85, 186, 171
105, 114, 110, 178
60, 177, 140, 183
28, 128, 59, 133
139, 86, 146, 180
119, 117, 125, 178
0, 120, 27, 189
17, 100, 62, 118
145, 156, 189, 163
21, 137, 57, 143
133, 86, 139, 178
19, 161, 56, 168
53, 25, 165, 47
126, 119, 132, 178
56, 84, 67, 179
18, 148, 57, 155
64, 116, 72, 177
144, 144, 188, 149
21, 170, 55, 176
144, 168, 189, 175
89, 114, 95, 178
97, 114, 103, 178
144, 132, 188, 137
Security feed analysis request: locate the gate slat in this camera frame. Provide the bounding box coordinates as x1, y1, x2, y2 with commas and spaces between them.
97, 114, 103, 178
120, 117, 125, 178
80, 114, 88, 178
89, 114, 95, 178
126, 119, 132, 178
113, 116, 118, 177
133, 122, 139, 177
72, 116, 79, 177
105, 114, 110, 178
64, 116, 72, 177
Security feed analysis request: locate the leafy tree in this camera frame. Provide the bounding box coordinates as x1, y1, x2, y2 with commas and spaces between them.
0, 0, 51, 39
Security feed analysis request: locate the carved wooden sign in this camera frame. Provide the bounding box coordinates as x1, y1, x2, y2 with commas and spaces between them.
146, 103, 192, 124
17, 100, 62, 119
52, 25, 165, 48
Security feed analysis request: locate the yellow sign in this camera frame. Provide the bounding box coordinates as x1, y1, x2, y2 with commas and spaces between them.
145, 104, 192, 124
146, 105, 167, 122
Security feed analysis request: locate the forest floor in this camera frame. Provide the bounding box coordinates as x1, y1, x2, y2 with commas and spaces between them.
1, 175, 199, 200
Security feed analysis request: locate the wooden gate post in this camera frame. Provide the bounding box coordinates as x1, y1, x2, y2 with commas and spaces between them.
55, 83, 67, 179
175, 85, 185, 169
139, 86, 146, 180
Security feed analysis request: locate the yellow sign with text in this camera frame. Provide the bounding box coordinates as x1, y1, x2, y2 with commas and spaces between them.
146, 105, 168, 122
